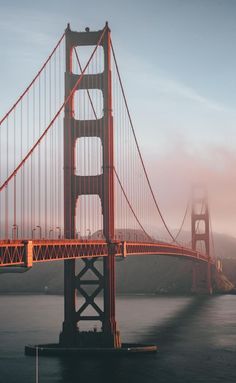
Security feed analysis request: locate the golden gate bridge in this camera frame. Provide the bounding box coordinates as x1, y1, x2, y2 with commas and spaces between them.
0, 23, 221, 353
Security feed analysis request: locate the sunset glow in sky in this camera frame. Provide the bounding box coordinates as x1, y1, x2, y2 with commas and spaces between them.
1, 0, 236, 236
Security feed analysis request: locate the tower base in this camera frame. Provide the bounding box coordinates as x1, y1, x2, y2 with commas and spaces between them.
59, 328, 121, 348
191, 262, 213, 295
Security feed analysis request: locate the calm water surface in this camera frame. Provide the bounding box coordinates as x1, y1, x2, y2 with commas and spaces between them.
0, 294, 236, 383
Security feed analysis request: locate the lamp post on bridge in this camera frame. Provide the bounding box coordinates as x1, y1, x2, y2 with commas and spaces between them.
32, 228, 36, 239
36, 226, 42, 239
56, 227, 61, 239
75, 231, 80, 239
12, 224, 18, 239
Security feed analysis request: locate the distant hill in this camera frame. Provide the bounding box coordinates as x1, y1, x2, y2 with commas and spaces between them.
162, 230, 236, 260
0, 231, 235, 294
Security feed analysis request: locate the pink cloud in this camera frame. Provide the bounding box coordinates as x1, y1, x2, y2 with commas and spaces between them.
145, 143, 236, 237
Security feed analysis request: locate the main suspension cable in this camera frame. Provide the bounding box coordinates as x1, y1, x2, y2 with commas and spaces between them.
0, 32, 65, 126
114, 168, 151, 240
171, 199, 190, 243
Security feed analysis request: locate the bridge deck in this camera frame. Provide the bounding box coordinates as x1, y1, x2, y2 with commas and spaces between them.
0, 239, 213, 268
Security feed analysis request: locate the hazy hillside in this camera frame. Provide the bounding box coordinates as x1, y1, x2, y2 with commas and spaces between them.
0, 232, 236, 294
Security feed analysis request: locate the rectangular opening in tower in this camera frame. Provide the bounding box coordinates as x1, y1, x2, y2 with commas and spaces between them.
195, 220, 206, 234
75, 137, 103, 176
75, 194, 103, 239
72, 46, 104, 75
74, 90, 104, 120
195, 240, 207, 254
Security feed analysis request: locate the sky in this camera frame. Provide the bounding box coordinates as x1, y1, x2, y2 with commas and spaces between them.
1, 0, 236, 237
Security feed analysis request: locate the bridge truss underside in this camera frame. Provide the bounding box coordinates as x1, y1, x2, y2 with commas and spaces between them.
0, 239, 213, 268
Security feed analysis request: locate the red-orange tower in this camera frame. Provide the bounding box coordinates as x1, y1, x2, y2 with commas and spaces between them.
191, 185, 212, 294
60, 23, 121, 348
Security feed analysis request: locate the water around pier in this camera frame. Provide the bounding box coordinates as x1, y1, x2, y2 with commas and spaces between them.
0, 294, 235, 382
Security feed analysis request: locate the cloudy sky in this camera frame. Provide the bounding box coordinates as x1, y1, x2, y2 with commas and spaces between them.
1, 0, 236, 237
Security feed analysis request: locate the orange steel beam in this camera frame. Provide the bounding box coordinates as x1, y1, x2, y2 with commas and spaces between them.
0, 239, 215, 268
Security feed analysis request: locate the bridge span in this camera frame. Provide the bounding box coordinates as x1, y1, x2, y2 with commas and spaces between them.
0, 22, 222, 352
0, 239, 214, 267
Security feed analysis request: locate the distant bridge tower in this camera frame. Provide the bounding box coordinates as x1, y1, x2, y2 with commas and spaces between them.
60, 23, 121, 348
191, 185, 212, 294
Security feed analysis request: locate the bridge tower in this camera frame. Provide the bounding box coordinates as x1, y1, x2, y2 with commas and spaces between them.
60, 23, 121, 348
191, 186, 212, 294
